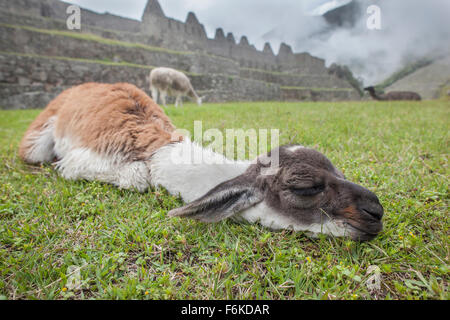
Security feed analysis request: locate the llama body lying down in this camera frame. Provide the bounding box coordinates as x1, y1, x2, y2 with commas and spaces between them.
19, 83, 383, 241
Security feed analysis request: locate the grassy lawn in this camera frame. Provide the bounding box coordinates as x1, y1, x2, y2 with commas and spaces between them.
0, 100, 448, 300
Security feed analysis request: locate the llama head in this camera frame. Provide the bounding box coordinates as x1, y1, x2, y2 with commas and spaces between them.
169, 145, 384, 241
196, 96, 204, 106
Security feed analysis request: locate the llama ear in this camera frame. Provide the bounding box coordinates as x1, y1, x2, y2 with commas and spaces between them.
168, 179, 263, 223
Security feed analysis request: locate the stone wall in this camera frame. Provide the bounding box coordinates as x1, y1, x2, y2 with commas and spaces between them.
0, 0, 362, 108
0, 24, 240, 77
0, 0, 142, 33
0, 0, 329, 73
0, 53, 146, 109
190, 75, 280, 103
240, 68, 352, 89
0, 53, 280, 109
281, 87, 360, 102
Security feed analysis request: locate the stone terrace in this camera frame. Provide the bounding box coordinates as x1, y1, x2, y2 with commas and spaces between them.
0, 0, 361, 109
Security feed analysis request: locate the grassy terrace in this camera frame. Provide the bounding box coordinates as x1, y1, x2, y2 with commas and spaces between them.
241, 67, 333, 78
0, 100, 448, 300
0, 23, 191, 56
376, 58, 434, 90
0, 22, 237, 65
0, 51, 154, 70
1, 22, 352, 87
281, 86, 354, 92
0, 51, 207, 78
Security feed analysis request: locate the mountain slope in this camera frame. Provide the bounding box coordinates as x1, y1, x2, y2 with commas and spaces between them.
385, 56, 450, 100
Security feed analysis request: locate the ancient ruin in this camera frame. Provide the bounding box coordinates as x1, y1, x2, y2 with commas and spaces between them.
0, 0, 361, 109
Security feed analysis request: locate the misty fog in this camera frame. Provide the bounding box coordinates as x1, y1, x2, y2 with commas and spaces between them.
290, 0, 450, 85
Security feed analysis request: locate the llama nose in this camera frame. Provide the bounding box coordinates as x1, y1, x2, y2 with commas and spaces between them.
346, 181, 384, 220
359, 201, 384, 220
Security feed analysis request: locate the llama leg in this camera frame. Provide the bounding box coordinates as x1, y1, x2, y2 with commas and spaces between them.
151, 88, 159, 104
160, 91, 167, 107
54, 148, 151, 192
175, 95, 181, 108
19, 116, 57, 164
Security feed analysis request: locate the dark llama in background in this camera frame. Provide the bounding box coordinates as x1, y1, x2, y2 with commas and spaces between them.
364, 86, 422, 101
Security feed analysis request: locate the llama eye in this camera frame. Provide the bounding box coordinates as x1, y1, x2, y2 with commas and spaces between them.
290, 185, 325, 196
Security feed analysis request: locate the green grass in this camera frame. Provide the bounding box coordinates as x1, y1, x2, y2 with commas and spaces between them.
0, 101, 448, 300
376, 58, 434, 90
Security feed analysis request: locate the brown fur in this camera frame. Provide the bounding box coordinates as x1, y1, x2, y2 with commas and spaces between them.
339, 206, 360, 218
19, 82, 181, 164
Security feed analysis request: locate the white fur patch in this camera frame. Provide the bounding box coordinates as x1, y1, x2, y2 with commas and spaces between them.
54, 137, 150, 192
260, 166, 280, 176
287, 145, 305, 152
150, 138, 251, 202
239, 202, 350, 238
25, 116, 57, 163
